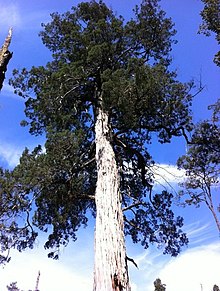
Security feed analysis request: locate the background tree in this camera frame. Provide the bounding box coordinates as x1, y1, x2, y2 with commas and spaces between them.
213, 284, 220, 291
7, 282, 20, 291
6, 271, 40, 291
2, 0, 194, 289
177, 118, 220, 231
199, 0, 220, 66
153, 278, 166, 291
178, 0, 220, 233
0, 28, 13, 91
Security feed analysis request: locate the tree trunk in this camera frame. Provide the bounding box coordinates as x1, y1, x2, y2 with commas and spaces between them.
93, 104, 130, 291
0, 28, 13, 91
205, 188, 220, 233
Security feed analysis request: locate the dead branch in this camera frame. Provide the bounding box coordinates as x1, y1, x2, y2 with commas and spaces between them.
0, 28, 13, 91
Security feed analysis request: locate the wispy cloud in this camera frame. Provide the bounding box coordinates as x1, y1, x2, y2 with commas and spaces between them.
0, 142, 22, 168
184, 221, 216, 245
158, 242, 220, 291
149, 163, 186, 196
128, 219, 219, 291
0, 3, 51, 35
152, 163, 185, 185
0, 4, 22, 30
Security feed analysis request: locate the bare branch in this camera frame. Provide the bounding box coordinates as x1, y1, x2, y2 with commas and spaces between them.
122, 201, 145, 212
0, 28, 13, 91
126, 256, 139, 269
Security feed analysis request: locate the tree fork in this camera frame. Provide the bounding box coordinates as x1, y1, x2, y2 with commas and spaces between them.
94, 99, 130, 291
0, 28, 13, 91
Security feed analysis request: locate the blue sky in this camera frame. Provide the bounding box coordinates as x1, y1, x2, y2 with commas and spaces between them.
0, 1, 219, 291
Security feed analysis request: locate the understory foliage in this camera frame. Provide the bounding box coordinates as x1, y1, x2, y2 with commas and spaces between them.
0, 0, 194, 264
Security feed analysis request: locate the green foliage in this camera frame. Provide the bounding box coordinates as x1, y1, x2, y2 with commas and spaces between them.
3, 0, 194, 260
177, 101, 220, 231
0, 167, 37, 264
199, 0, 220, 66
178, 119, 220, 205
208, 98, 220, 122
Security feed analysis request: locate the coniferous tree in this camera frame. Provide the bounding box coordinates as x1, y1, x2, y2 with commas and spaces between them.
1, 1, 194, 289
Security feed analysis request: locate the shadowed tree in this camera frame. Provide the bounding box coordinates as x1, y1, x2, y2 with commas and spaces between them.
154, 278, 166, 291
199, 0, 220, 66
1, 1, 194, 289
0, 28, 13, 91
7, 282, 20, 291
213, 284, 220, 291
6, 271, 40, 291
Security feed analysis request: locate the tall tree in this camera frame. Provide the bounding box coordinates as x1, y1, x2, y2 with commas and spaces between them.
4, 1, 193, 289
0, 28, 13, 91
177, 0, 220, 233
177, 119, 220, 231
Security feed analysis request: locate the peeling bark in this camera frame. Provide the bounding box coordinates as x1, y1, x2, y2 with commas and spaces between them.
93, 103, 130, 291
0, 28, 13, 91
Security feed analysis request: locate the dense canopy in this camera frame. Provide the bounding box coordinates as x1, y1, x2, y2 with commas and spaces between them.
1, 0, 194, 266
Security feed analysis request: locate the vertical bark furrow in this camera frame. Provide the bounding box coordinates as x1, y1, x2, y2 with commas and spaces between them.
94, 107, 130, 291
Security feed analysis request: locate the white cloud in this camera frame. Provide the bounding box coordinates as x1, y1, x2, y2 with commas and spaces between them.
0, 216, 218, 291
0, 246, 92, 291
152, 163, 186, 186
0, 142, 22, 168
0, 139, 45, 169
184, 221, 216, 245
127, 220, 219, 291
159, 242, 220, 291
0, 231, 94, 291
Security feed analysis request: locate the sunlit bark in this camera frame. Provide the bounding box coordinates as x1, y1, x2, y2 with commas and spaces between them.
93, 100, 130, 291
0, 28, 13, 91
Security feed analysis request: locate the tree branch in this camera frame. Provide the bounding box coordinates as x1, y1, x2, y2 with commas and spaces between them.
122, 201, 145, 212
0, 28, 13, 91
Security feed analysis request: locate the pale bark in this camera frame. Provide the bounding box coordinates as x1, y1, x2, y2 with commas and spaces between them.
93, 104, 130, 291
205, 187, 220, 233
0, 28, 13, 91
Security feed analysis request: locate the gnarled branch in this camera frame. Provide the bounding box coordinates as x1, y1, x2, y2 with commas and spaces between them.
0, 28, 13, 91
